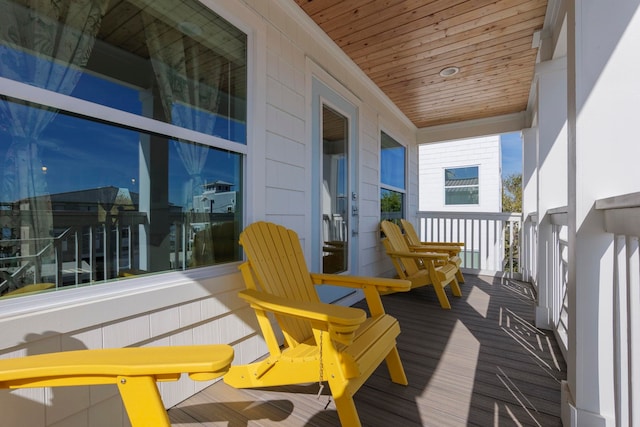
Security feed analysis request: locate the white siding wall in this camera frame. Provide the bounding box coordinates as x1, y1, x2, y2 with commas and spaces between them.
418, 135, 502, 212
0, 0, 416, 425
251, 0, 415, 279
564, 1, 640, 425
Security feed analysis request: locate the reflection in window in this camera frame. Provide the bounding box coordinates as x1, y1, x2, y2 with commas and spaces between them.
380, 188, 404, 222
0, 0, 246, 297
380, 132, 405, 222
0, 100, 242, 294
445, 166, 479, 205
0, 0, 246, 143
322, 105, 348, 274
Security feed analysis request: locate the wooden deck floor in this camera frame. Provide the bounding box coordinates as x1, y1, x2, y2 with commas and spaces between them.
169, 275, 566, 426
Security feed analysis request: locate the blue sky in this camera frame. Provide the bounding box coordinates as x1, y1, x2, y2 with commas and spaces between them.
500, 132, 522, 177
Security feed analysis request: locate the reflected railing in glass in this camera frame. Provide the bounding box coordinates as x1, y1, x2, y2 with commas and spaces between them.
0, 102, 243, 297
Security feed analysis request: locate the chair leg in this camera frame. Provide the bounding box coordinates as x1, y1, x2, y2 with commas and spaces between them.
117, 375, 171, 427
450, 277, 462, 297
455, 268, 465, 284
330, 385, 362, 427
433, 283, 452, 309
385, 346, 408, 385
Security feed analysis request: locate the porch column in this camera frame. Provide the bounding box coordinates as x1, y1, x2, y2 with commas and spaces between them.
566, 1, 640, 425
534, 57, 567, 330
521, 127, 537, 284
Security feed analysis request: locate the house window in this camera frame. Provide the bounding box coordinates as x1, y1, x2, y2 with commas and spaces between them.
445, 166, 479, 205
0, 0, 247, 296
380, 132, 406, 221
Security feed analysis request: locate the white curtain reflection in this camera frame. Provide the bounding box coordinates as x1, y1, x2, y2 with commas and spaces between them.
0, 0, 108, 261
142, 11, 225, 211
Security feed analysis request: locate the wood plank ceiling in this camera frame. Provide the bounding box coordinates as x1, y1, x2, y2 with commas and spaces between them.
293, 0, 548, 129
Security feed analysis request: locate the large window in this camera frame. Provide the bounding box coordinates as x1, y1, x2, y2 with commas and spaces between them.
445, 166, 479, 205
0, 0, 247, 297
380, 132, 405, 222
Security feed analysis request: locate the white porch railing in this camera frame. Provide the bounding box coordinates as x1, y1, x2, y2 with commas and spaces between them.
596, 192, 640, 427
549, 207, 569, 358
522, 212, 538, 287
416, 211, 522, 279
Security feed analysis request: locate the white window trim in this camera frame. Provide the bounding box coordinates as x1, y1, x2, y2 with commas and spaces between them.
443, 165, 480, 206
0, 0, 267, 322
379, 129, 407, 217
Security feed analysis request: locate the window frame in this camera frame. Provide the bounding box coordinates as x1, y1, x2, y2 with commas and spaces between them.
443, 165, 480, 206
379, 130, 407, 222
0, 0, 263, 312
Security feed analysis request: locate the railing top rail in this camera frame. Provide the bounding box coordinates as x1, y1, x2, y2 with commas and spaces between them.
595, 192, 640, 210
547, 206, 568, 215
416, 211, 522, 221
547, 207, 568, 226
595, 193, 640, 237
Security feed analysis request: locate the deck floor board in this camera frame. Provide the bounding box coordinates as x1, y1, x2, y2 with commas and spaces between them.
169, 275, 566, 426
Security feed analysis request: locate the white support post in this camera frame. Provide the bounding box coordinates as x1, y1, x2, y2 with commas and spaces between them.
565, 1, 640, 425
534, 57, 568, 330
521, 128, 537, 284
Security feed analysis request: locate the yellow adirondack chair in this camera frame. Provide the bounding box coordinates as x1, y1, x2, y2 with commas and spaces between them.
0, 344, 234, 426
224, 221, 411, 427
400, 218, 465, 284
380, 220, 462, 309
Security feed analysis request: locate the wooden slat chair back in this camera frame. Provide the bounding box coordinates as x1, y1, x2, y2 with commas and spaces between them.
0, 344, 234, 426
224, 221, 412, 427
380, 220, 462, 309
399, 219, 465, 283
381, 220, 423, 277
243, 220, 319, 345
400, 219, 464, 256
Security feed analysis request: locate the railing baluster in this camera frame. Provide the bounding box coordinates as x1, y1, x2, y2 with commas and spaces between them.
116, 223, 121, 276
415, 211, 522, 277
628, 236, 639, 426
509, 220, 514, 276
90, 226, 95, 283
470, 218, 475, 269
613, 234, 629, 427
75, 228, 80, 287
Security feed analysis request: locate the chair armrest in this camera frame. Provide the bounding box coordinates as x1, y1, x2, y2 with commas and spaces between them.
310, 273, 411, 293
408, 244, 460, 255
238, 289, 366, 344
384, 249, 450, 262
421, 241, 464, 247
0, 345, 234, 388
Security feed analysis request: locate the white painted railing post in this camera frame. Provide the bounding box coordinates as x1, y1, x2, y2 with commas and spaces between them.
596, 193, 640, 427
416, 211, 522, 279
549, 208, 569, 359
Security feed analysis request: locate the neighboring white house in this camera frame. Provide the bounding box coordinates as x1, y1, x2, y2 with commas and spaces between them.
193, 180, 237, 214
418, 135, 503, 270
418, 135, 502, 212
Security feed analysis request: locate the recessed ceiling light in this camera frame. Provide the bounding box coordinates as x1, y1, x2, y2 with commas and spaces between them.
439, 66, 460, 77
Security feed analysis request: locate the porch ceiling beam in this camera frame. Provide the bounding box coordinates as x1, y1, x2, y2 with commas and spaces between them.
416, 111, 526, 144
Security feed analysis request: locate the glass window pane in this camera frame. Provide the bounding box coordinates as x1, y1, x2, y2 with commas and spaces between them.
445, 187, 479, 205
444, 166, 479, 205
0, 0, 247, 143
380, 188, 404, 222
322, 106, 348, 274
381, 132, 405, 189
0, 98, 242, 296
444, 167, 479, 186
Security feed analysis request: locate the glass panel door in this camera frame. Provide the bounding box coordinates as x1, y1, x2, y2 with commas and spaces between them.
311, 76, 359, 304
321, 105, 348, 274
